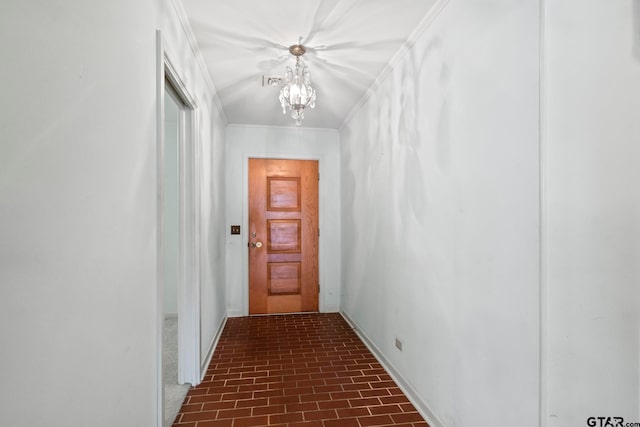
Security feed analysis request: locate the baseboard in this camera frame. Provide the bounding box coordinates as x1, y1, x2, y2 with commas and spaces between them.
321, 305, 340, 313
200, 313, 227, 382
227, 308, 243, 317
340, 311, 447, 427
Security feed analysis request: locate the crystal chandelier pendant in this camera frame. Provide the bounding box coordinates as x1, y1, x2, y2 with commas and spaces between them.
279, 44, 316, 126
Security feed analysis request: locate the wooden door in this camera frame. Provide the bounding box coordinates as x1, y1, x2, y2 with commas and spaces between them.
248, 158, 319, 314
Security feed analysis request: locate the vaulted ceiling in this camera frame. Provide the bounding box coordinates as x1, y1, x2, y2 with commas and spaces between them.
180, 0, 438, 129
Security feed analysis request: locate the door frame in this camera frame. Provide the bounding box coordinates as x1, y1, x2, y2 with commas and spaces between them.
241, 152, 328, 316
156, 31, 202, 427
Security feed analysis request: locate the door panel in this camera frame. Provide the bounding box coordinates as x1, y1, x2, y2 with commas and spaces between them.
249, 159, 319, 314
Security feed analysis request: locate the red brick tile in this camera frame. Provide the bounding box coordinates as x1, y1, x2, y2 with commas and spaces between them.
252, 389, 283, 399
254, 376, 283, 385
322, 376, 346, 385
297, 380, 325, 389
188, 394, 222, 404
201, 401, 236, 411
349, 397, 381, 407
179, 403, 203, 413
377, 373, 393, 381
230, 415, 269, 427
180, 411, 218, 422
380, 395, 411, 405
251, 405, 284, 416
341, 383, 372, 392
286, 402, 318, 412
269, 412, 304, 424
187, 388, 208, 396
317, 399, 350, 410
400, 403, 417, 412
234, 397, 268, 408
240, 370, 269, 378
358, 414, 394, 426
237, 383, 268, 393
300, 393, 330, 402
283, 386, 314, 396
336, 407, 370, 418
215, 408, 252, 419
323, 418, 359, 427
195, 421, 232, 427
288, 421, 323, 427
331, 390, 361, 400
368, 404, 403, 415
352, 375, 381, 383
360, 388, 391, 398
312, 384, 342, 393
390, 412, 426, 423
362, 368, 387, 376
225, 379, 255, 386
268, 394, 300, 405
301, 409, 337, 420
210, 374, 242, 381
220, 392, 253, 401
369, 380, 396, 389
171, 314, 423, 427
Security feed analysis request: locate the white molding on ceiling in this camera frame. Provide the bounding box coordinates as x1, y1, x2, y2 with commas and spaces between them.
170, 0, 229, 124
226, 123, 340, 134
338, 0, 451, 132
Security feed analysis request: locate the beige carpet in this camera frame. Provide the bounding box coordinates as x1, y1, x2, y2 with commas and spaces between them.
163, 316, 190, 426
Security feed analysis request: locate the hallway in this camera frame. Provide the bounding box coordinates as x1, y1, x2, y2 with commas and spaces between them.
3, 2, 640, 426
172, 314, 428, 427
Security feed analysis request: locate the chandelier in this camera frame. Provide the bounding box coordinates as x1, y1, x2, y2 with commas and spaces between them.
279, 44, 316, 126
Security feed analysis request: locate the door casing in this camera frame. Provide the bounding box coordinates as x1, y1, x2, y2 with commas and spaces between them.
156, 31, 202, 427
240, 152, 328, 316
248, 158, 319, 314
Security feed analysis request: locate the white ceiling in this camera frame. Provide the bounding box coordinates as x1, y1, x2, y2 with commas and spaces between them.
180, 0, 438, 129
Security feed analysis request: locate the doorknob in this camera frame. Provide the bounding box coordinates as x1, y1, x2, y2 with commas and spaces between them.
250, 241, 263, 248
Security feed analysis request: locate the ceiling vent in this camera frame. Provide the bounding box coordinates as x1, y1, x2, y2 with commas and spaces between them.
262, 76, 284, 87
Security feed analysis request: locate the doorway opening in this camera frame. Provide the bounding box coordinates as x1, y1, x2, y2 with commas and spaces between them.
157, 34, 202, 426
162, 81, 190, 425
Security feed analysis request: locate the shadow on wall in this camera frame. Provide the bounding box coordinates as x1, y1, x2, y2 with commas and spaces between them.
634, 0, 640, 61
341, 33, 455, 327
340, 31, 462, 424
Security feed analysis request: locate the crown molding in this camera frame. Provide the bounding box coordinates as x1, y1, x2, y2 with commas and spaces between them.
338, 0, 451, 132
170, 0, 229, 124
226, 123, 340, 133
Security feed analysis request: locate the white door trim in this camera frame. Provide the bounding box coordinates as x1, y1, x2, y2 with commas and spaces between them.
156, 30, 202, 427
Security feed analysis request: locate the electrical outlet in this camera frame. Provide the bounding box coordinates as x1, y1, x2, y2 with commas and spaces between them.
395, 338, 403, 351
230, 225, 241, 235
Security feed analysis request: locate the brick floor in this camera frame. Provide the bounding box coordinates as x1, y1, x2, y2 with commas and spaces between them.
172, 313, 429, 427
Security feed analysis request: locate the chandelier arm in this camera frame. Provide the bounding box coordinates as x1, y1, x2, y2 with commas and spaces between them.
279, 91, 293, 108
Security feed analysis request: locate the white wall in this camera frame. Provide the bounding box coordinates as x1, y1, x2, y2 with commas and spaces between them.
225, 125, 341, 316
198, 95, 227, 365
543, 1, 640, 425
0, 1, 226, 425
340, 1, 540, 426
